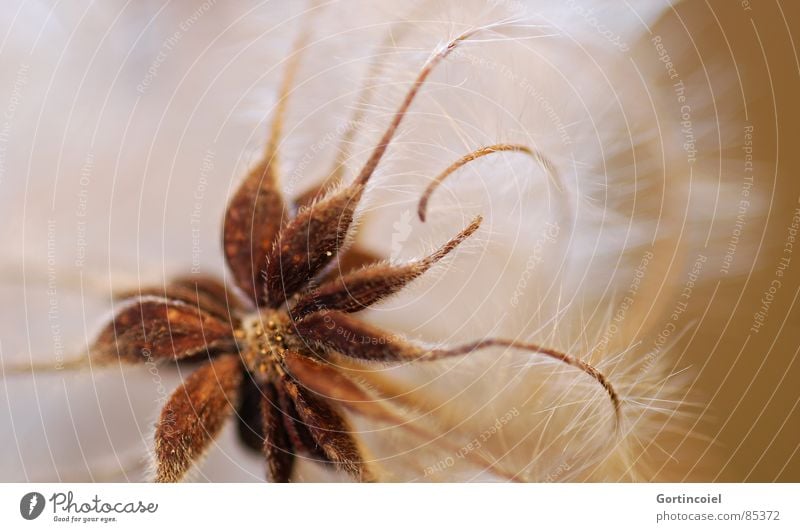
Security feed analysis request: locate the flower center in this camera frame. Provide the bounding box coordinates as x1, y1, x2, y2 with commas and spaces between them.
240, 309, 295, 381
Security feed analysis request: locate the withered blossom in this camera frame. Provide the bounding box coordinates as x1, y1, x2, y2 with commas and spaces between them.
89, 22, 620, 483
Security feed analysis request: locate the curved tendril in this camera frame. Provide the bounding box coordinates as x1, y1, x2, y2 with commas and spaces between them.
426, 339, 621, 428
298, 13, 420, 206
352, 26, 489, 190
417, 143, 559, 221
266, 27, 498, 304
295, 310, 621, 429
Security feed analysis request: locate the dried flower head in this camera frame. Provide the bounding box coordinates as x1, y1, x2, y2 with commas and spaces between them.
31, 18, 623, 483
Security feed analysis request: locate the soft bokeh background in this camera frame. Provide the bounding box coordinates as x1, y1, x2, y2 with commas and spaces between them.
0, 0, 796, 481
654, 0, 800, 482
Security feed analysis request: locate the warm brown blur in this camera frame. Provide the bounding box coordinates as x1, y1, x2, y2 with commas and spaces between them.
652, 1, 800, 482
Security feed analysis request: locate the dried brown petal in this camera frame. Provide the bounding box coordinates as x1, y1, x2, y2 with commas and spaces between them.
284, 351, 389, 422
171, 275, 243, 315
285, 353, 522, 482
261, 381, 295, 483
290, 216, 481, 318
236, 374, 265, 452
222, 26, 310, 304
293, 179, 337, 212
307, 242, 384, 287
276, 380, 332, 465
117, 276, 239, 323
223, 159, 287, 305
264, 185, 364, 306
329, 244, 383, 278
92, 297, 234, 363
281, 369, 369, 480
294, 311, 421, 362
155, 354, 243, 482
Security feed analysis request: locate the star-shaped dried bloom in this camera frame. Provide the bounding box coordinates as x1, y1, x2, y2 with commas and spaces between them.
88, 20, 620, 483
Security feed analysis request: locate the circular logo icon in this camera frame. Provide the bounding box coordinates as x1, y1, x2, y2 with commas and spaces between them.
20, 492, 45, 520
